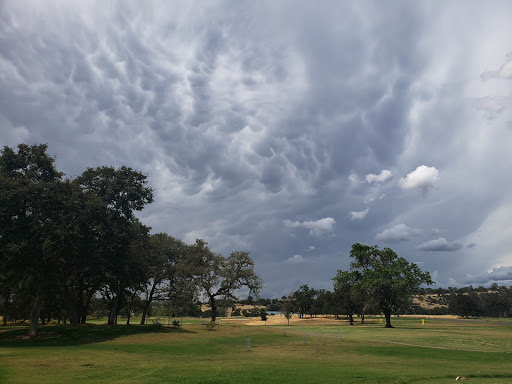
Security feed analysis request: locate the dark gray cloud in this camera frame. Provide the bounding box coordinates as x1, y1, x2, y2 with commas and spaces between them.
1, 0, 512, 296
465, 266, 512, 286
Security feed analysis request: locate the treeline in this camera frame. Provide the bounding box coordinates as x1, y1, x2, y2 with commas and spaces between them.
230, 244, 434, 328
0, 144, 261, 336
415, 285, 512, 317
251, 248, 512, 322
252, 283, 511, 321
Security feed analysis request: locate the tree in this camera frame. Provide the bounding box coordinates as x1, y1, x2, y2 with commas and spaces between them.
52, 180, 109, 326
0, 144, 64, 336
449, 292, 482, 318
350, 243, 433, 328
140, 233, 188, 325
291, 285, 317, 318
75, 166, 153, 325
333, 270, 363, 325
282, 300, 293, 325
184, 240, 262, 322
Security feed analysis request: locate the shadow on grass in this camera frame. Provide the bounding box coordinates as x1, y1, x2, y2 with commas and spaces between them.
0, 323, 194, 348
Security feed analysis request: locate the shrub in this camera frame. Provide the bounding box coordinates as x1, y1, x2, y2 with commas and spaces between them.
206, 321, 217, 331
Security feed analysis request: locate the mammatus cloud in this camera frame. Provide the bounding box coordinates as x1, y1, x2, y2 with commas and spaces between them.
417, 237, 463, 252
2, 1, 512, 297
349, 208, 369, 221
465, 266, 512, 285
366, 170, 392, 184
376, 223, 421, 243
286, 254, 309, 264
399, 165, 439, 193
480, 52, 512, 81
283, 217, 336, 237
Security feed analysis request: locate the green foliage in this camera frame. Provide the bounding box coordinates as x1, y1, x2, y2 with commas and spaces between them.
205, 321, 217, 331
259, 308, 268, 321
242, 308, 260, 317
449, 292, 483, 318
291, 284, 317, 318
184, 240, 262, 322
348, 243, 433, 327
332, 270, 364, 324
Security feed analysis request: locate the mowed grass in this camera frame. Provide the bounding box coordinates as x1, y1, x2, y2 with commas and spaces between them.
0, 317, 511, 384
277, 317, 512, 353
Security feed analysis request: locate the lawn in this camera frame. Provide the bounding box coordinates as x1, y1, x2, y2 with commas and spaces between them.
0, 316, 511, 383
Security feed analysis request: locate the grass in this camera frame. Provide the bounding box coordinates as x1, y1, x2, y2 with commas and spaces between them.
0, 316, 511, 383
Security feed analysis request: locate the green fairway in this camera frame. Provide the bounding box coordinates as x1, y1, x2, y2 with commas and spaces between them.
0, 317, 511, 384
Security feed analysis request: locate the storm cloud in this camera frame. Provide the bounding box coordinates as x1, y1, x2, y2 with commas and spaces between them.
1, 0, 512, 296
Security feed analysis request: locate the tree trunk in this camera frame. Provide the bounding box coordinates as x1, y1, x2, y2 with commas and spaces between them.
126, 291, 136, 325
384, 310, 394, 328
361, 313, 365, 324
81, 290, 94, 324
349, 314, 354, 325
68, 301, 80, 326
3, 289, 9, 326
29, 289, 44, 337
210, 295, 217, 322
108, 290, 121, 325
141, 281, 158, 325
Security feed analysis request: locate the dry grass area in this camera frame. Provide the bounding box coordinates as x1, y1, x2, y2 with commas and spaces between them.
225, 313, 462, 326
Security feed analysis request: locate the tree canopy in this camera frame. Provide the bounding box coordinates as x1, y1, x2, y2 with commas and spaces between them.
184, 239, 262, 322
1, 144, 263, 334
349, 243, 433, 328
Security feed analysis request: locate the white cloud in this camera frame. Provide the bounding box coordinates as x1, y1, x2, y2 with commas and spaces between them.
365, 169, 392, 183
306, 246, 316, 251
480, 52, 512, 81
376, 223, 421, 243
472, 96, 512, 119
399, 165, 439, 193
417, 237, 463, 252
283, 217, 336, 237
349, 208, 369, 221
286, 254, 309, 264
348, 173, 361, 184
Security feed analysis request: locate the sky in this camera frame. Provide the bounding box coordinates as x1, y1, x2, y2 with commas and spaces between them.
1, 0, 512, 298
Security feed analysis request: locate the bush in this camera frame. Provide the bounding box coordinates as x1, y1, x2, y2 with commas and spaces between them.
242, 308, 260, 317
205, 321, 217, 331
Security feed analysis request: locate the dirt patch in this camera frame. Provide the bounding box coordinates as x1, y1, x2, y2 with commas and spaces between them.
242, 314, 347, 326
